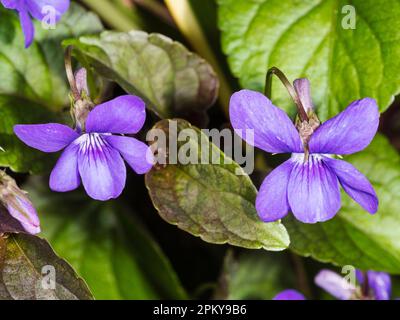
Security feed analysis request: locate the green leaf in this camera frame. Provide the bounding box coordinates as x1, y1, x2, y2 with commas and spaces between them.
145, 119, 290, 251
218, 0, 400, 120
286, 134, 400, 273
0, 233, 93, 300
0, 3, 103, 173
27, 182, 187, 300
64, 30, 219, 120
215, 250, 295, 299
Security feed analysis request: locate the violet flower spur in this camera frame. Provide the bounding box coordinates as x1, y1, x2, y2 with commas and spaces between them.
229, 79, 379, 223
274, 269, 393, 300
1, 0, 70, 47
14, 95, 154, 201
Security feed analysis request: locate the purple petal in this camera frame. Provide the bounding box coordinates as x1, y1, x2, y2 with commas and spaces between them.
77, 134, 126, 201
19, 9, 34, 48
104, 135, 154, 174
49, 143, 80, 192
1, 0, 19, 9
367, 271, 391, 300
309, 98, 379, 154
256, 159, 294, 222
273, 289, 306, 300
6, 195, 40, 234
293, 78, 314, 113
85, 95, 146, 134
287, 154, 341, 223
229, 89, 302, 153
314, 270, 357, 300
356, 269, 365, 284
323, 157, 378, 214
25, 0, 70, 22
14, 123, 79, 152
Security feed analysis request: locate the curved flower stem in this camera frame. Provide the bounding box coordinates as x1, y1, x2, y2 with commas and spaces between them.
264, 67, 309, 122
64, 46, 80, 102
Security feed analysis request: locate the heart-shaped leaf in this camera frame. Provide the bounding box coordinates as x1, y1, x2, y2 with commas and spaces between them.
145, 119, 289, 251
0, 233, 93, 300
218, 0, 400, 120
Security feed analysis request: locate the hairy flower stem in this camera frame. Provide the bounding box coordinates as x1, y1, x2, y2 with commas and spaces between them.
64, 46, 81, 102
264, 67, 309, 123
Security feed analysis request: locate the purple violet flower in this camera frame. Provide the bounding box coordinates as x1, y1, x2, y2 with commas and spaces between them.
0, 172, 40, 234
273, 289, 306, 300
1, 0, 70, 47
14, 95, 154, 201
274, 269, 393, 300
230, 79, 379, 223
356, 270, 392, 300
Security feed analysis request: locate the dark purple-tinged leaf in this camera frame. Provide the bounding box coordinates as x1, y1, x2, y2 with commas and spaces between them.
0, 233, 93, 300
145, 119, 289, 251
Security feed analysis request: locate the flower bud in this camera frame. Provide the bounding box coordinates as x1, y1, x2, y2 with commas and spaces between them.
72, 68, 94, 132
293, 78, 314, 114
75, 68, 90, 96
0, 173, 40, 234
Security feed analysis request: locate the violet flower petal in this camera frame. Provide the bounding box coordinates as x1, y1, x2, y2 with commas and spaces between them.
49, 143, 80, 192
6, 195, 40, 234
315, 269, 357, 300
1, 0, 18, 9
229, 89, 302, 153
25, 0, 70, 22
309, 98, 379, 154
367, 271, 391, 300
356, 269, 364, 284
323, 157, 378, 214
77, 134, 126, 201
19, 9, 34, 48
256, 159, 293, 222
85, 95, 146, 134
273, 289, 306, 300
14, 123, 79, 152
288, 154, 341, 223
104, 135, 154, 174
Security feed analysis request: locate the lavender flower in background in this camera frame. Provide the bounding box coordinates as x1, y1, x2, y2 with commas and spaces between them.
355, 270, 392, 300
230, 78, 379, 223
1, 0, 70, 47
0, 171, 40, 234
274, 269, 393, 300
14, 95, 154, 201
273, 289, 305, 300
